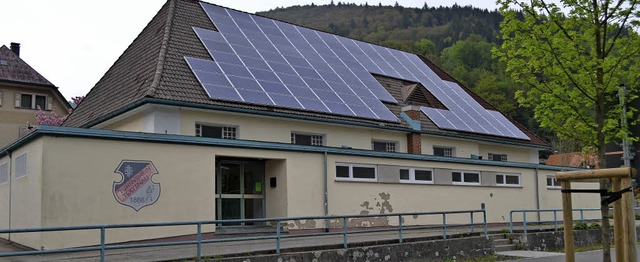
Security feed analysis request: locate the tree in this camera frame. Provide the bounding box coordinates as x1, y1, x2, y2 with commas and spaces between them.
34, 96, 85, 127
494, 0, 640, 260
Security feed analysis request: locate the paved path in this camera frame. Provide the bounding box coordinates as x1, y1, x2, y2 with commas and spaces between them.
499, 248, 640, 261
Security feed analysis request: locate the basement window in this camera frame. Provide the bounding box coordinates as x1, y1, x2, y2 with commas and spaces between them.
452, 171, 480, 185
400, 168, 434, 184
196, 123, 237, 139
496, 174, 520, 187
546, 176, 560, 189
336, 163, 377, 182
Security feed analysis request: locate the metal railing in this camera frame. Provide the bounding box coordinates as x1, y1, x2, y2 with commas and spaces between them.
509, 208, 640, 234
0, 209, 487, 262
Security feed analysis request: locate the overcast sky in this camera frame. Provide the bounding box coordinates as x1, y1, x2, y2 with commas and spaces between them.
0, 0, 500, 100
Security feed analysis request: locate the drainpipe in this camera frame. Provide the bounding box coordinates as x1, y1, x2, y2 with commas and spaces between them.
323, 151, 329, 232
7, 150, 12, 241
534, 168, 540, 221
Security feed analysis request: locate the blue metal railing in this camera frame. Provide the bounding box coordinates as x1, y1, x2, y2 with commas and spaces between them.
509, 208, 640, 234
0, 209, 487, 261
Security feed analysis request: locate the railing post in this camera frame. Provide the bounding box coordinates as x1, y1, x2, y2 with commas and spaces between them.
100, 226, 105, 262
523, 211, 528, 235
483, 210, 488, 238
470, 212, 474, 233
553, 210, 558, 232
196, 223, 202, 261
509, 211, 514, 233
276, 220, 281, 255
442, 213, 447, 239
398, 215, 403, 244
343, 217, 348, 248
580, 209, 584, 223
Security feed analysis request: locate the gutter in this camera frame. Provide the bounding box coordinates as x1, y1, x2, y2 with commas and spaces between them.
7, 150, 12, 241
323, 151, 329, 232
78, 98, 551, 150
1, 125, 578, 172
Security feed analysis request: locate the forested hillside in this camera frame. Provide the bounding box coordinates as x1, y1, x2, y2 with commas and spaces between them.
258, 4, 563, 150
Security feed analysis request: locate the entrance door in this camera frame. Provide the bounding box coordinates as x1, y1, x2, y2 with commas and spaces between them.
216, 160, 265, 226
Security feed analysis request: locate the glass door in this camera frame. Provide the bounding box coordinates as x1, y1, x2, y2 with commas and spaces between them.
216, 160, 265, 226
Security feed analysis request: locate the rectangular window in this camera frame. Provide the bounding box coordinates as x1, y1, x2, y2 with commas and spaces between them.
372, 141, 397, 152
496, 174, 520, 186
335, 163, 377, 181
0, 163, 8, 185
433, 146, 454, 157
15, 153, 27, 179
291, 133, 324, 146
488, 153, 508, 161
195, 123, 237, 139
399, 168, 434, 184
546, 176, 560, 188
19, 94, 47, 110
452, 171, 480, 185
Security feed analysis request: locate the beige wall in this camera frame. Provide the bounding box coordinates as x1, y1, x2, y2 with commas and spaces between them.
478, 144, 536, 163
0, 133, 601, 249
422, 136, 479, 157
0, 84, 69, 148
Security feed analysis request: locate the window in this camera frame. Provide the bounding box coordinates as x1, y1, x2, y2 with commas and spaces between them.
19, 94, 46, 109
195, 123, 237, 139
433, 146, 454, 157
452, 171, 480, 185
496, 174, 520, 186
0, 163, 8, 185
400, 168, 434, 184
372, 141, 397, 152
335, 163, 377, 181
546, 176, 560, 189
291, 133, 324, 146
488, 153, 508, 161
15, 153, 27, 179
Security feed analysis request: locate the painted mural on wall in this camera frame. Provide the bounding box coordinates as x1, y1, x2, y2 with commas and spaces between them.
113, 160, 160, 211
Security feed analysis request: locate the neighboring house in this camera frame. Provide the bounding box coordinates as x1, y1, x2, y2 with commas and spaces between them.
0, 43, 71, 148
0, 0, 598, 250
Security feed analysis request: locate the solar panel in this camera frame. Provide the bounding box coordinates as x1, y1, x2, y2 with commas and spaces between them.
186, 3, 530, 139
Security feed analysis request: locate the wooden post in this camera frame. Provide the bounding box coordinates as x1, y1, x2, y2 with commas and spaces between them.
613, 178, 624, 261
561, 181, 575, 262
621, 177, 636, 261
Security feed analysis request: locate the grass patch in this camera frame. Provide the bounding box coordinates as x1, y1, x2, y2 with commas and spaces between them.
551, 244, 603, 253
442, 255, 497, 261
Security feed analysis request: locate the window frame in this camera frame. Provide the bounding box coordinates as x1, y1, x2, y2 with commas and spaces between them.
399, 167, 434, 184
495, 173, 521, 187
546, 176, 560, 189
19, 93, 47, 110
195, 123, 238, 140
433, 146, 455, 157
291, 132, 325, 146
488, 153, 508, 162
451, 171, 481, 185
371, 140, 398, 152
335, 163, 377, 182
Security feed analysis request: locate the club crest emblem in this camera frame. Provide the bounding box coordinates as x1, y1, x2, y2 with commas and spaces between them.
113, 160, 160, 211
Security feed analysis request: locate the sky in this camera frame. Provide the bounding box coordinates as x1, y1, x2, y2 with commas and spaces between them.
0, 0, 501, 100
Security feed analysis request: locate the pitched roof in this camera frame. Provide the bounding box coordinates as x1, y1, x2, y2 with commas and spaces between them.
63, 0, 549, 148
0, 45, 54, 86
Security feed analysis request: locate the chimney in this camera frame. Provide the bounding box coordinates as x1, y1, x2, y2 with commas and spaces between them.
402, 105, 423, 154
10, 42, 20, 57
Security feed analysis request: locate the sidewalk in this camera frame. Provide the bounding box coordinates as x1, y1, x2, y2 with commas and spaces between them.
500, 248, 640, 261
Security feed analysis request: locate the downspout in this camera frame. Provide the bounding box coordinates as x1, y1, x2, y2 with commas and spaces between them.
323, 151, 329, 232
534, 168, 540, 221
7, 150, 12, 241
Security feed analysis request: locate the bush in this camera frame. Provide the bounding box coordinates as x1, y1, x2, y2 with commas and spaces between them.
587, 223, 601, 230
573, 222, 588, 230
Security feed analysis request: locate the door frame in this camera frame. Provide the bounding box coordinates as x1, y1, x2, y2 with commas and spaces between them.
215, 158, 266, 226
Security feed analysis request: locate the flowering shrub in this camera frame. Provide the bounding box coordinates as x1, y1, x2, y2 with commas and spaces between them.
28, 96, 84, 131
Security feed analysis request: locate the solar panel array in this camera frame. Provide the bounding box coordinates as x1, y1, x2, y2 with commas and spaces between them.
185, 3, 530, 140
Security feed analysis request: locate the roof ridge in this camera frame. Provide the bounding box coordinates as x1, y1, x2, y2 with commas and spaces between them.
146, 0, 176, 97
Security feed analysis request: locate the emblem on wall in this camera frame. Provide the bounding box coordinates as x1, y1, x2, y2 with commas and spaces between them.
113, 160, 161, 211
